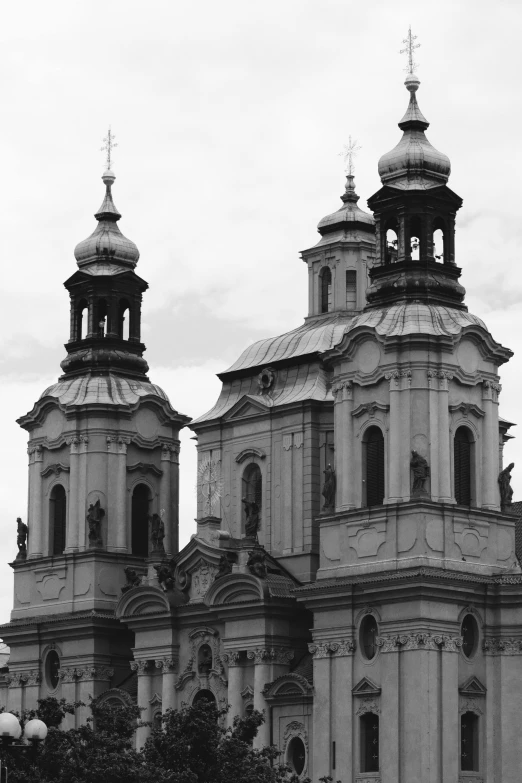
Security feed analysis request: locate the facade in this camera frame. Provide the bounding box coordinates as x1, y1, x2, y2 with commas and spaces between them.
1, 68, 522, 783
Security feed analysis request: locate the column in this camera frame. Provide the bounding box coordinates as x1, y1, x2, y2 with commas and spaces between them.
333, 386, 345, 510
77, 666, 114, 726
334, 382, 355, 510
248, 649, 272, 748
386, 371, 402, 501
440, 638, 459, 783
309, 644, 331, 779
438, 372, 453, 502
155, 657, 178, 714
331, 641, 355, 782
160, 445, 173, 555
65, 437, 80, 552
77, 436, 89, 549
427, 372, 440, 500
399, 371, 412, 499
482, 381, 501, 509
7, 675, 23, 714
59, 668, 77, 730
223, 651, 243, 727
132, 660, 153, 748
107, 437, 129, 552
28, 446, 44, 557
282, 436, 293, 553
378, 636, 400, 783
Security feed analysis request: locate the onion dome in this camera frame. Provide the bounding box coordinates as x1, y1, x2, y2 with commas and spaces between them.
74, 170, 140, 269
317, 175, 374, 240
378, 74, 451, 190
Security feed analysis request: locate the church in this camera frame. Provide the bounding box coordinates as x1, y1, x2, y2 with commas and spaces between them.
1, 59, 521, 783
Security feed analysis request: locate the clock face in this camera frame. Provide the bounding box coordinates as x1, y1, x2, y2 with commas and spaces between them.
197, 456, 223, 515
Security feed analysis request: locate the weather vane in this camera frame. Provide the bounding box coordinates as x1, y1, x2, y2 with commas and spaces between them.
101, 127, 117, 171
339, 136, 362, 176
400, 25, 420, 74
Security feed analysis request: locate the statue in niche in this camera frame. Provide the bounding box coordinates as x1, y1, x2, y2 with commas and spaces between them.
121, 567, 142, 594
247, 548, 267, 579
150, 512, 166, 555
242, 498, 260, 539
322, 464, 336, 510
499, 463, 515, 512
216, 554, 233, 579
410, 450, 430, 496
87, 499, 105, 548
198, 644, 213, 675
16, 518, 28, 561
154, 558, 177, 592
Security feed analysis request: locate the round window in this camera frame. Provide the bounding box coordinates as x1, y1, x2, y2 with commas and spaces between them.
45, 650, 60, 690
287, 736, 306, 776
360, 615, 379, 661
461, 613, 478, 659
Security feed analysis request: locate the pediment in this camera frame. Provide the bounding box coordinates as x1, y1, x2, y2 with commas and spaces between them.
223, 395, 269, 421
459, 676, 486, 696
352, 677, 381, 697
116, 585, 171, 619
263, 672, 313, 702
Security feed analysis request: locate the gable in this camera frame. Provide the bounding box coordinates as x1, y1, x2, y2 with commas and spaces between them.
223, 396, 269, 421
459, 676, 486, 696
352, 677, 381, 697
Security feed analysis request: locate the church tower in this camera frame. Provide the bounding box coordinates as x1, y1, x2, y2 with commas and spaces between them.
296, 68, 522, 782
0, 163, 189, 721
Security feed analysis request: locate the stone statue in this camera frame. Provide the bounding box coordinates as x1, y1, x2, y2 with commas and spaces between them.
121, 567, 142, 594
216, 554, 233, 579
410, 450, 430, 496
154, 558, 177, 592
499, 463, 515, 512
247, 548, 267, 579
242, 497, 260, 538
322, 464, 336, 510
198, 644, 213, 675
150, 512, 165, 555
16, 518, 28, 561
87, 499, 105, 547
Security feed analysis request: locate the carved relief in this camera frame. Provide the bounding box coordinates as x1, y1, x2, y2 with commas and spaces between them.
356, 698, 381, 716
189, 560, 218, 602
283, 719, 308, 749
385, 368, 412, 389
483, 638, 522, 654
155, 657, 178, 673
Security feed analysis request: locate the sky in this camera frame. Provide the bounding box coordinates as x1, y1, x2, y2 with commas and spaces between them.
0, 0, 521, 625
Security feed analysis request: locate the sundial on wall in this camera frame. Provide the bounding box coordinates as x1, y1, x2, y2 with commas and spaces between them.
197, 455, 223, 516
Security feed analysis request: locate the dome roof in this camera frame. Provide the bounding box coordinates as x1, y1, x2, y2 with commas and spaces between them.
317, 175, 374, 236
40, 373, 170, 409
74, 170, 140, 270
378, 74, 451, 190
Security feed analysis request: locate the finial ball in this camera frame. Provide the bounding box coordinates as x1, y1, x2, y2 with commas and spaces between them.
102, 169, 116, 186
404, 72, 420, 93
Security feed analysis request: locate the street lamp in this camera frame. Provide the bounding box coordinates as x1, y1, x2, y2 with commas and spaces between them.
0, 713, 48, 780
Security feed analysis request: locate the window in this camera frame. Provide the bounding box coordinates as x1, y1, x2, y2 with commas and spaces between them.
287, 736, 306, 776
346, 270, 357, 309
432, 217, 445, 262
131, 484, 150, 557
364, 427, 385, 507
193, 689, 216, 707
50, 484, 66, 555
454, 427, 472, 506
118, 299, 130, 340
242, 464, 262, 536
45, 650, 60, 690
360, 712, 379, 772
461, 712, 479, 772
360, 615, 379, 660
320, 267, 332, 313
461, 614, 479, 659
77, 298, 88, 340
385, 225, 398, 263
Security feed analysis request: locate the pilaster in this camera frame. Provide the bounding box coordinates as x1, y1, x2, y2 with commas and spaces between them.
155, 657, 178, 714
27, 445, 43, 557
107, 436, 130, 552
132, 659, 154, 748
481, 380, 502, 510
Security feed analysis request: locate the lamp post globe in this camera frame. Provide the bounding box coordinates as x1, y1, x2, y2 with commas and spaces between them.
24, 719, 48, 743
0, 713, 22, 741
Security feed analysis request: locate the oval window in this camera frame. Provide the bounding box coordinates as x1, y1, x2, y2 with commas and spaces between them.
287, 736, 306, 776
46, 650, 60, 690
461, 613, 478, 659
360, 615, 379, 661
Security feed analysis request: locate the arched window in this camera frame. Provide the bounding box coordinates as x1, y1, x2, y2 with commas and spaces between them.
360, 712, 379, 772
96, 299, 108, 337
432, 217, 445, 262
320, 267, 332, 313
242, 463, 262, 535
192, 689, 216, 707
410, 216, 421, 260
346, 270, 357, 309
131, 484, 150, 557
118, 299, 130, 340
77, 298, 88, 340
50, 484, 66, 555
454, 427, 472, 506
364, 427, 385, 507
461, 712, 479, 772
385, 222, 399, 263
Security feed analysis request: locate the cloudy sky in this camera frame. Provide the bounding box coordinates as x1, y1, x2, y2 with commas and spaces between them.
0, 0, 520, 625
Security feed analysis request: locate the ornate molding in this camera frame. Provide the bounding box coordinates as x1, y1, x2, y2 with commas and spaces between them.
355, 777, 381, 783
355, 698, 381, 716
127, 462, 163, 477
449, 402, 485, 419
7, 670, 41, 687
106, 435, 131, 454
308, 639, 356, 658
175, 658, 195, 690
458, 777, 482, 783
246, 648, 294, 665
241, 685, 254, 700
483, 637, 522, 655
161, 442, 179, 459
66, 435, 89, 453
427, 369, 454, 391
482, 379, 502, 402
351, 401, 389, 418
332, 380, 353, 401
40, 463, 70, 478
459, 697, 484, 715
283, 719, 308, 750
385, 368, 412, 389
131, 660, 153, 676
76, 666, 114, 681
235, 448, 266, 464
376, 634, 462, 652
222, 650, 241, 666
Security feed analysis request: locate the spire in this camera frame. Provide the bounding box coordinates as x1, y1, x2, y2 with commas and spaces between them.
94, 169, 122, 221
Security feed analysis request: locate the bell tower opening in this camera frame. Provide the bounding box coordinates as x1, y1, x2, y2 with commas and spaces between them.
320, 267, 332, 313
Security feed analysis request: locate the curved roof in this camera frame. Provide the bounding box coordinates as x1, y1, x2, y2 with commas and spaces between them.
40, 373, 171, 408
349, 303, 487, 336
317, 175, 374, 233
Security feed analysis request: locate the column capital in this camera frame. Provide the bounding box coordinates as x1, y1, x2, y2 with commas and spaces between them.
385, 367, 412, 389
482, 379, 502, 402
246, 647, 293, 665
427, 368, 454, 390
332, 380, 353, 401
131, 659, 153, 675
75, 666, 114, 681
309, 639, 356, 658
27, 444, 43, 463
107, 435, 131, 454
161, 442, 179, 460
155, 657, 178, 673
222, 650, 242, 666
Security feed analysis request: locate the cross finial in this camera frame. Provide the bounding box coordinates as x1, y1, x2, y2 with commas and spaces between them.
400, 25, 420, 74
101, 127, 118, 171
339, 136, 362, 176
